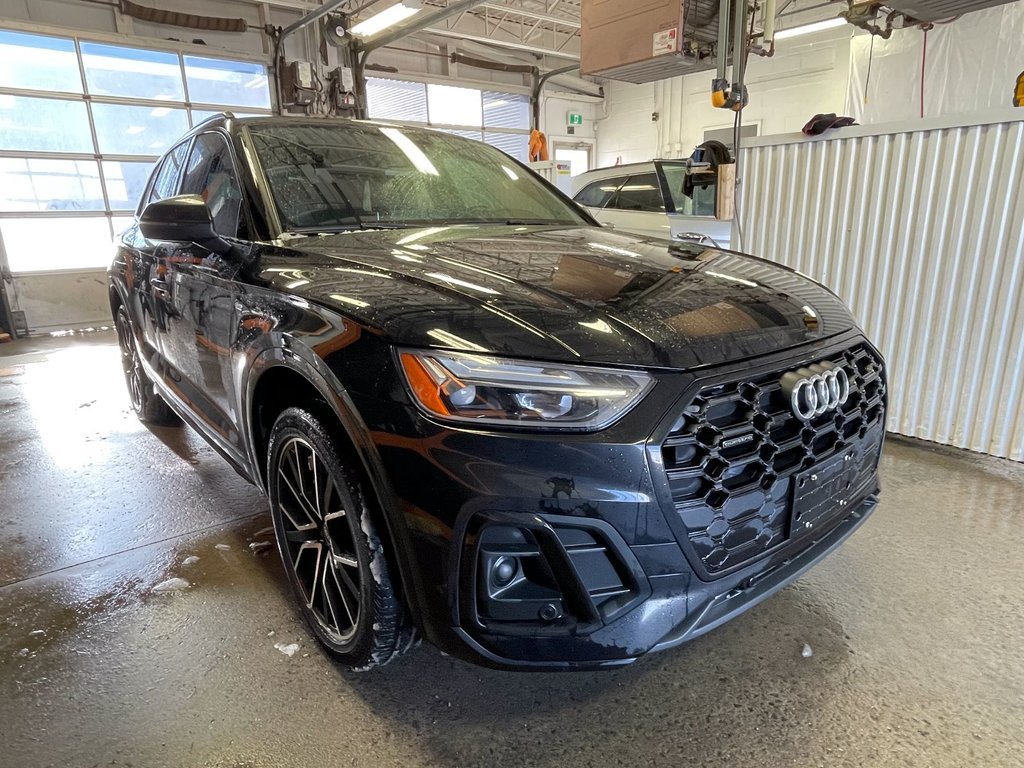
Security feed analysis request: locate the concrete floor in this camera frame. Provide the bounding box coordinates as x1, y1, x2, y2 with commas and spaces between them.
1, 332, 1023, 768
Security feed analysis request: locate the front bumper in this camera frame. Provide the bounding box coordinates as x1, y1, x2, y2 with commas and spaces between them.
359, 331, 886, 670
454, 494, 878, 670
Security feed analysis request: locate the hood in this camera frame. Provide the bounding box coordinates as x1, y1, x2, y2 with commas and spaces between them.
258, 225, 858, 371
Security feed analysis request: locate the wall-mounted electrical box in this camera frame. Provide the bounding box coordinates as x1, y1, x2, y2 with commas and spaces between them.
280, 60, 314, 106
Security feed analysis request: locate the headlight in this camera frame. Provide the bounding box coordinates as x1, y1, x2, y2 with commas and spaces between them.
398, 349, 654, 430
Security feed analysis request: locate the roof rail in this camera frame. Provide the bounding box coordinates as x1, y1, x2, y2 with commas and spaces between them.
194, 111, 236, 127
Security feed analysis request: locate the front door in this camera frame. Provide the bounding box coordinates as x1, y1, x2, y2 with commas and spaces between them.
122, 141, 190, 374
155, 131, 248, 459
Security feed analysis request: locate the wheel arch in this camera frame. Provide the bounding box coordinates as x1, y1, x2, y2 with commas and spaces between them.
244, 348, 426, 631
108, 280, 127, 317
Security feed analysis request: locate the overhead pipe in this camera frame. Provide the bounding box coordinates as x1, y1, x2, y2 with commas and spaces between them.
279, 0, 348, 37
750, 0, 778, 57
421, 27, 579, 59
358, 0, 490, 53
763, 0, 777, 47
532, 64, 580, 131
715, 0, 731, 90
732, 0, 748, 89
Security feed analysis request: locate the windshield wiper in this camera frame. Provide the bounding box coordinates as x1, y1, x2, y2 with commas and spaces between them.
284, 222, 418, 236
464, 218, 567, 226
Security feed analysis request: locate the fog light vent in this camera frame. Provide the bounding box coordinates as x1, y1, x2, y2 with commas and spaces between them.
476, 526, 564, 623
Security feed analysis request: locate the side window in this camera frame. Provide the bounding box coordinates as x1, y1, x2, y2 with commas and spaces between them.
180, 132, 245, 239
145, 141, 189, 208
574, 178, 622, 209
609, 173, 665, 213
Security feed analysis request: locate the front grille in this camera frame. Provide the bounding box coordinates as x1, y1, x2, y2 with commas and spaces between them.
661, 342, 887, 576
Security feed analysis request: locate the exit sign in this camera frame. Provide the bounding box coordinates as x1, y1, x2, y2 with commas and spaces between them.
567, 112, 583, 126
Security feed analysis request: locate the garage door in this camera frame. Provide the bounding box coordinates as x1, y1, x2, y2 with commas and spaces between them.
0, 27, 272, 332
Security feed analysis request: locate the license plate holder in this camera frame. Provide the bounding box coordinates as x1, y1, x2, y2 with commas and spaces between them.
790, 448, 860, 536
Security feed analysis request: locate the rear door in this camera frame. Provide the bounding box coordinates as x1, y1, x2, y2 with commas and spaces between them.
154, 131, 249, 458
588, 171, 673, 240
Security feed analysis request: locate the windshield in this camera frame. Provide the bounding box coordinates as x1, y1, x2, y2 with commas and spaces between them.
247, 122, 588, 232
659, 162, 717, 217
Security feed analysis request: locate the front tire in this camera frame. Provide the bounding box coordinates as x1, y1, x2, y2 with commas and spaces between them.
114, 305, 181, 426
267, 407, 405, 670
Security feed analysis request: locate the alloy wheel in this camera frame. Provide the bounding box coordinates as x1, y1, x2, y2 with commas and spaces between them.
275, 436, 362, 643
115, 310, 144, 413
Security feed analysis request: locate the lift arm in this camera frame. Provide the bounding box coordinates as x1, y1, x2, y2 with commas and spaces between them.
711, 0, 750, 111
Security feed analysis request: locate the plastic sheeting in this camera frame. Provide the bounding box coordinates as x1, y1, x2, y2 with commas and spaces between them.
847, 4, 1024, 124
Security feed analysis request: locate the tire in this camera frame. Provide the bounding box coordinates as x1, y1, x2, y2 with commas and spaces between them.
114, 305, 182, 426
267, 407, 406, 670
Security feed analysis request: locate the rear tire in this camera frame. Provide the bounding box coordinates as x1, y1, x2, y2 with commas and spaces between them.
267, 406, 406, 670
115, 305, 181, 426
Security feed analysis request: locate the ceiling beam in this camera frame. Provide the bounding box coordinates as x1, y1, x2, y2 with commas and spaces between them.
280, 0, 349, 36
476, 2, 581, 29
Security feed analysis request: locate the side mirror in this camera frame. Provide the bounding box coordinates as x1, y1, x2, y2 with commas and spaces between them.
139, 195, 231, 256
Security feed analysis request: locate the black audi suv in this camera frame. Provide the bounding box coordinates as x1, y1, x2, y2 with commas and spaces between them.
109, 114, 886, 670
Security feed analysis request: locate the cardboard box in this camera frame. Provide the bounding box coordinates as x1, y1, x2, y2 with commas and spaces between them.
581, 0, 685, 76
580, 0, 724, 83
551, 254, 636, 301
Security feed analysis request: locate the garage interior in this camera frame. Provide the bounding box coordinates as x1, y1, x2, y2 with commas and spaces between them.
1, 0, 1022, 765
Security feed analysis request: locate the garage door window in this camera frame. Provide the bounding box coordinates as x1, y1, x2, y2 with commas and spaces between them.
81, 42, 185, 101
0, 30, 81, 93
0, 158, 104, 211
366, 77, 530, 164
0, 27, 272, 273
0, 95, 93, 153
184, 56, 271, 110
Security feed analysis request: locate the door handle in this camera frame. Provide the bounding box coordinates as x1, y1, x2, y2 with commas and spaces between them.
150, 278, 171, 302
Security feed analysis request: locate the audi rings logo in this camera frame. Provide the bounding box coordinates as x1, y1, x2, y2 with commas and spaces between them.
780, 362, 852, 422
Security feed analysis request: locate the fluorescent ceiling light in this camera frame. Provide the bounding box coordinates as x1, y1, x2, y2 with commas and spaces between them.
425, 273, 500, 295
379, 126, 438, 175
706, 270, 758, 288
329, 294, 370, 308
350, 3, 421, 38
426, 329, 488, 351
775, 17, 847, 40
396, 226, 449, 244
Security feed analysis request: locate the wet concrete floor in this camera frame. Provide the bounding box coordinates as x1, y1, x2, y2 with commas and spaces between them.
1, 332, 1022, 767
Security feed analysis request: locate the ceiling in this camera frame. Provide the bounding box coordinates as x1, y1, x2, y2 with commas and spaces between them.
270, 0, 851, 63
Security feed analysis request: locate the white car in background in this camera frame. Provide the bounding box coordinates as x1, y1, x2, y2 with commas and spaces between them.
571, 160, 733, 248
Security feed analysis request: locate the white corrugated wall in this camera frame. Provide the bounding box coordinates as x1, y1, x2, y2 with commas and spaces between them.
739, 115, 1024, 462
